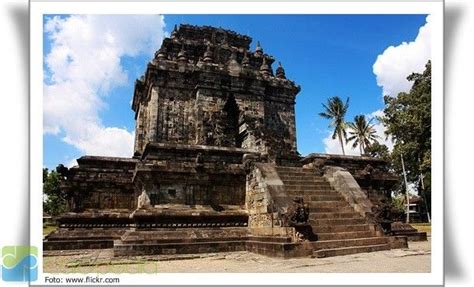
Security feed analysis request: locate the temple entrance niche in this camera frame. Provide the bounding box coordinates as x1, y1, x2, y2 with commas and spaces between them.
219, 94, 241, 147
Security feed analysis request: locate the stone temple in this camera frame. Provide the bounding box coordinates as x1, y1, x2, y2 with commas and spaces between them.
44, 24, 409, 258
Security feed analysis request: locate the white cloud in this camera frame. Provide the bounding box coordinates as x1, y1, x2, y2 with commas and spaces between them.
373, 15, 431, 97
323, 133, 360, 156
44, 15, 166, 157
323, 16, 430, 156
322, 110, 394, 156
367, 110, 394, 151
65, 158, 78, 168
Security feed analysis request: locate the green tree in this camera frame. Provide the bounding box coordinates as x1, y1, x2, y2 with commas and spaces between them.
43, 167, 68, 216
319, 96, 350, 155
381, 60, 431, 214
391, 194, 406, 212
365, 141, 390, 161
346, 115, 379, 155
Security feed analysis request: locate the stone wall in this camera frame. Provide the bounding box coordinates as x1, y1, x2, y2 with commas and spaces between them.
246, 163, 295, 237
263, 93, 297, 159
131, 24, 300, 161
323, 166, 373, 218
62, 156, 138, 212
138, 173, 246, 206
134, 143, 256, 207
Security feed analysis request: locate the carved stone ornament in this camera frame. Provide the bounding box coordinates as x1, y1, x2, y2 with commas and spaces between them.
137, 187, 152, 209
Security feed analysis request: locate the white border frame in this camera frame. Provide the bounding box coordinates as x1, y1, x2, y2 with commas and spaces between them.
30, 1, 444, 285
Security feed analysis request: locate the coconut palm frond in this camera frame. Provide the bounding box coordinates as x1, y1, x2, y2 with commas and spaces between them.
318, 96, 350, 155
346, 114, 381, 155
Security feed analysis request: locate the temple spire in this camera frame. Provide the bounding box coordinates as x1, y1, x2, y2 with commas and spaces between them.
276, 62, 286, 79
255, 41, 263, 57
171, 24, 178, 39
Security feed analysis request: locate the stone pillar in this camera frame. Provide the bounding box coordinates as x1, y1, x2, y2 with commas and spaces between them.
133, 105, 146, 155
147, 87, 159, 143
194, 89, 204, 144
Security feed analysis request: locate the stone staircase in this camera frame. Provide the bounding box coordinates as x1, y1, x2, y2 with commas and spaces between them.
114, 227, 249, 256
275, 166, 391, 258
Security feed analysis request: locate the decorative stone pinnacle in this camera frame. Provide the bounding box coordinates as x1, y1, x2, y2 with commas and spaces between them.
255, 41, 263, 57
230, 50, 237, 61
276, 61, 286, 79
171, 24, 178, 39
155, 48, 167, 61
260, 57, 271, 76
242, 51, 250, 67
227, 50, 241, 73
177, 44, 187, 63
203, 44, 213, 63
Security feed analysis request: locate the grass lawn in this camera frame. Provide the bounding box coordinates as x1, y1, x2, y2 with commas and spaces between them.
43, 225, 57, 236
411, 223, 431, 234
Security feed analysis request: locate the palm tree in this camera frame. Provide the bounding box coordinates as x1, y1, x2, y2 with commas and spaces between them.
346, 115, 379, 155
319, 96, 350, 155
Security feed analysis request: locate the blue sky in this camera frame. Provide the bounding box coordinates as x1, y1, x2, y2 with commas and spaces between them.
43, 14, 430, 170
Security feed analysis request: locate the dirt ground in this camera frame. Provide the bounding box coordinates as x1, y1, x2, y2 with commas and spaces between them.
43, 239, 431, 273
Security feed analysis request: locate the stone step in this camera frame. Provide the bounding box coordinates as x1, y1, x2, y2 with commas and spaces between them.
278, 169, 322, 173
246, 241, 313, 258
278, 172, 325, 180
309, 212, 361, 219
120, 236, 248, 245
312, 244, 390, 258
276, 171, 321, 176
308, 201, 349, 208
122, 230, 248, 242
282, 178, 323, 184
247, 235, 293, 243
294, 196, 344, 202
309, 206, 354, 213
310, 218, 367, 226
276, 168, 321, 177
43, 239, 113, 250
287, 190, 337, 196
275, 166, 314, 171
114, 240, 247, 256
312, 236, 387, 250
305, 195, 344, 201
283, 182, 329, 187
287, 190, 334, 195
278, 172, 325, 181
276, 170, 321, 176
287, 192, 335, 198
285, 185, 333, 192
316, 230, 377, 241
312, 224, 372, 233
280, 180, 331, 187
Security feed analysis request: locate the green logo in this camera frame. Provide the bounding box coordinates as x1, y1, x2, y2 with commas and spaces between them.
2, 246, 38, 282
